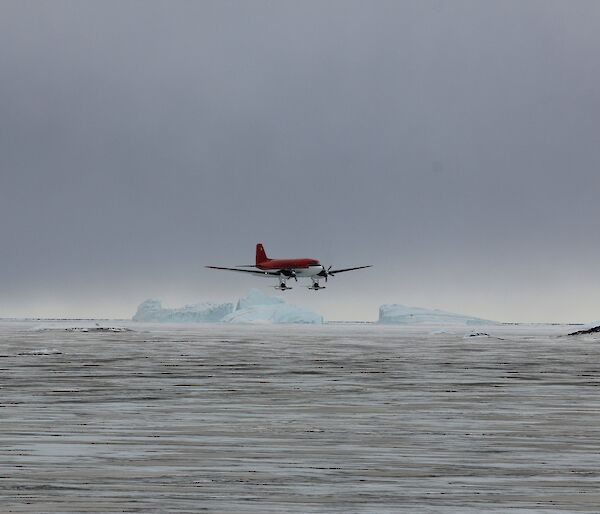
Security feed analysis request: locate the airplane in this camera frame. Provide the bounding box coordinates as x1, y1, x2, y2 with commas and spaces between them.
206, 243, 372, 291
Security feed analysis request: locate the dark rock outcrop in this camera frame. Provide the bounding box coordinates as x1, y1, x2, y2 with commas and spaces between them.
568, 325, 600, 336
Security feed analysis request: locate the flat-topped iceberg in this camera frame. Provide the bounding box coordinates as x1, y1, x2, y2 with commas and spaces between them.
223, 289, 323, 324
133, 299, 234, 322
378, 304, 495, 325
132, 290, 323, 324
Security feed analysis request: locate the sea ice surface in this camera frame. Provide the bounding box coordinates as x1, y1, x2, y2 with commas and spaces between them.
1, 320, 598, 513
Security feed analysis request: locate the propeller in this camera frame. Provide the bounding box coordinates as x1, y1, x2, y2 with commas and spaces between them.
318, 265, 333, 282
281, 269, 298, 282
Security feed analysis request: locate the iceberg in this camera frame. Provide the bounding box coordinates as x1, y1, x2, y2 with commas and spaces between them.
132, 299, 234, 322
378, 304, 495, 325
132, 290, 323, 324
235, 289, 282, 310
222, 289, 323, 324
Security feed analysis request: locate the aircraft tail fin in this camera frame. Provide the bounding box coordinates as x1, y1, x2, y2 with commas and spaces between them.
256, 243, 269, 265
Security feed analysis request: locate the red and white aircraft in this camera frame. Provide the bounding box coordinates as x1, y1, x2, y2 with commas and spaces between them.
207, 243, 371, 291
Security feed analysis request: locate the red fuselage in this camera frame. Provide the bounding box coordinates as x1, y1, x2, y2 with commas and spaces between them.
257, 258, 320, 270
253, 244, 324, 278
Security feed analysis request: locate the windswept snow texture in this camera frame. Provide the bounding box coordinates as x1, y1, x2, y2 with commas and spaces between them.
132, 290, 323, 324
379, 304, 495, 325
132, 299, 234, 322
3, 321, 600, 513
223, 289, 323, 324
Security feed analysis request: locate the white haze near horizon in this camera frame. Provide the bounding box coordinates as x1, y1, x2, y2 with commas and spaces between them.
1, 1, 600, 323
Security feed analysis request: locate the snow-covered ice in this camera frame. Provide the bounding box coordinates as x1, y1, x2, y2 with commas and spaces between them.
378, 303, 495, 325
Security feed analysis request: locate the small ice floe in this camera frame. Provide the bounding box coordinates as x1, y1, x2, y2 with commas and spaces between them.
33, 324, 133, 333
463, 331, 490, 338
193, 479, 213, 485
430, 329, 453, 335
63, 327, 133, 333
18, 348, 62, 356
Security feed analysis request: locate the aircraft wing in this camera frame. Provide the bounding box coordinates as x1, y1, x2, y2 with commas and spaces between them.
329, 265, 372, 275
205, 266, 280, 276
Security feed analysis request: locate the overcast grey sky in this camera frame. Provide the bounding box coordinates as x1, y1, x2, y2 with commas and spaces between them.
1, 0, 599, 322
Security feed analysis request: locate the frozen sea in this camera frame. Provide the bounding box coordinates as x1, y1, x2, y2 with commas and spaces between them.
1, 320, 600, 513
